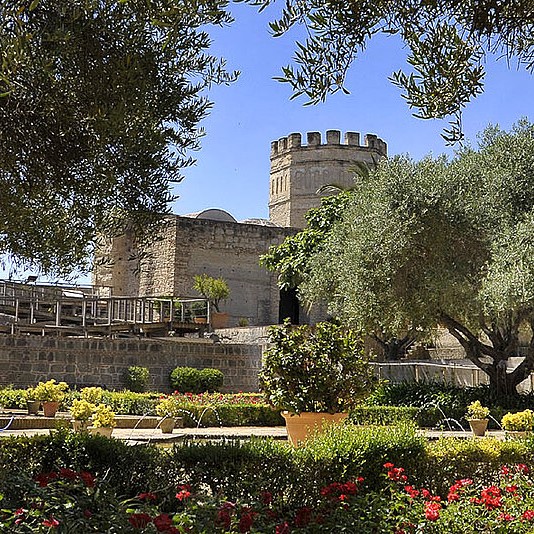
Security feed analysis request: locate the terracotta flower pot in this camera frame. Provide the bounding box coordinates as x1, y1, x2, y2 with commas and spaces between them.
282, 411, 348, 447
211, 312, 229, 329
159, 417, 175, 434
42, 401, 60, 418
468, 418, 488, 437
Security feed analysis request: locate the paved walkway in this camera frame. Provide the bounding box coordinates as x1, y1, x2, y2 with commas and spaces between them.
0, 425, 510, 445
0, 409, 512, 444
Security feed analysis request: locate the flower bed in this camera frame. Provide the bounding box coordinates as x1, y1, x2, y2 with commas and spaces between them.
3, 444, 534, 532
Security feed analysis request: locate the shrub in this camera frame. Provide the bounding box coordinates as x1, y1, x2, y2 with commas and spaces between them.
199, 368, 224, 392
123, 366, 150, 393
260, 321, 375, 413
32, 379, 69, 402
0, 386, 26, 409
70, 400, 96, 422
502, 410, 534, 431
170, 367, 224, 393
91, 404, 116, 428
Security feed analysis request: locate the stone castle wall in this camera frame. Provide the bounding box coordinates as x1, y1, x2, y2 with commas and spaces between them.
94, 217, 297, 326
0, 335, 262, 392
269, 130, 388, 228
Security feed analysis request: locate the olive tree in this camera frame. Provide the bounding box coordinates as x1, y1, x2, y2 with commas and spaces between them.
302, 121, 534, 394
0, 0, 236, 276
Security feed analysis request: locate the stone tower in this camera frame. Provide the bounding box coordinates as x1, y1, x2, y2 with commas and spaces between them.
269, 130, 387, 228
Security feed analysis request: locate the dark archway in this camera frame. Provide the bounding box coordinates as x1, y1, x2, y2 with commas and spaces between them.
279, 288, 300, 324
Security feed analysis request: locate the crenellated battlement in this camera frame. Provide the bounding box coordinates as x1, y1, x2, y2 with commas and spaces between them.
270, 129, 387, 158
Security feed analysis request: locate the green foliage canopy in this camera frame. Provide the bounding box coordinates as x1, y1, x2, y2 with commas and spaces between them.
242, 0, 534, 143
0, 0, 236, 276
302, 121, 534, 393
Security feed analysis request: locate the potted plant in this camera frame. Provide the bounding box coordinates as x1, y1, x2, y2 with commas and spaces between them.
502, 409, 534, 438
25, 386, 41, 415
465, 400, 490, 437
260, 320, 375, 446
155, 395, 180, 433
69, 399, 96, 432
32, 379, 69, 417
193, 274, 230, 328
89, 404, 116, 438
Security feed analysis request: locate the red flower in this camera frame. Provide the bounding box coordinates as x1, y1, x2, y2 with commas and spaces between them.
176, 484, 192, 501
518, 464, 530, 474
216, 506, 233, 530
42, 517, 60, 528
276, 522, 291, 534
501, 465, 511, 476
238, 507, 257, 533
522, 510, 534, 521
384, 462, 395, 469
405, 485, 419, 498
79, 471, 95, 488
34, 472, 58, 487
129, 513, 152, 528
387, 467, 408, 483
138, 492, 158, 502
154, 513, 173, 532
424, 501, 441, 521
498, 513, 514, 521
505, 485, 518, 493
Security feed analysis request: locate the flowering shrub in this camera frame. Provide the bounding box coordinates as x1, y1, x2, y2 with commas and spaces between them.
465, 400, 490, 420
32, 379, 69, 402
155, 395, 181, 417
90, 404, 116, 428
80, 386, 105, 404
70, 399, 96, 421
502, 410, 534, 431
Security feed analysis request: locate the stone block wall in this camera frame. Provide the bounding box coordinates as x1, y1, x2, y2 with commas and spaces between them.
0, 335, 262, 393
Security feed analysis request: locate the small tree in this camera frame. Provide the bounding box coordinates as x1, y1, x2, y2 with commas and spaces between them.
193, 274, 230, 313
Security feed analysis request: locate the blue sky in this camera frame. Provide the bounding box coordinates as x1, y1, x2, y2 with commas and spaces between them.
174, 4, 534, 222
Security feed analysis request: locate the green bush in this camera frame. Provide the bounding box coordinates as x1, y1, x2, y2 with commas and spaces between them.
0, 386, 26, 409
170, 366, 224, 393
199, 368, 224, 392
123, 366, 150, 393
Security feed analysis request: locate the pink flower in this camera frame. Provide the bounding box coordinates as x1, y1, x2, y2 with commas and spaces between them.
176, 484, 192, 501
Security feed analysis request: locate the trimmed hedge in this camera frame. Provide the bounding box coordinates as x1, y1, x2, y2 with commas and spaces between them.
2, 425, 534, 502
169, 367, 224, 393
